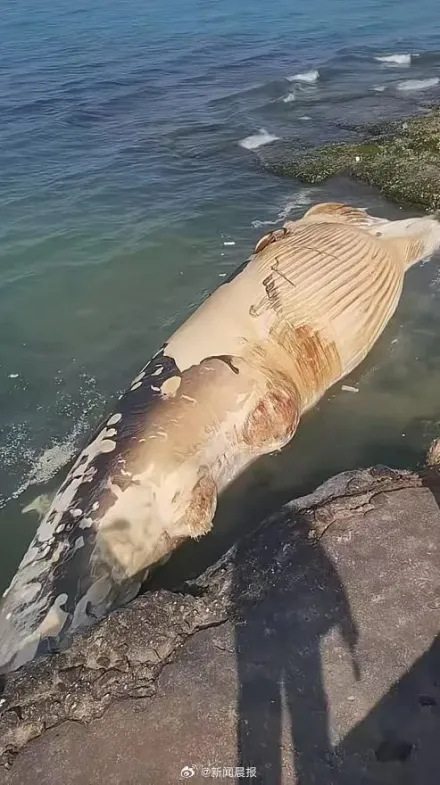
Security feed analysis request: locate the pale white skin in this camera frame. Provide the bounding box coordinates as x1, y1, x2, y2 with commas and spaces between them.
1, 202, 440, 672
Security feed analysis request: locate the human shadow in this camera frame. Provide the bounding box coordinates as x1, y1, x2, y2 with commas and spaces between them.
232, 463, 440, 785
233, 508, 360, 784
331, 469, 440, 784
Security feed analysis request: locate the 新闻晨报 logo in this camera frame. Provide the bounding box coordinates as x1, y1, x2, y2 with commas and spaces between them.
180, 765, 196, 778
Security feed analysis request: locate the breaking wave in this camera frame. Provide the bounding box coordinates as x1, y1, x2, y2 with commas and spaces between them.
287, 69, 319, 83
397, 77, 439, 91
238, 128, 280, 150
375, 54, 412, 66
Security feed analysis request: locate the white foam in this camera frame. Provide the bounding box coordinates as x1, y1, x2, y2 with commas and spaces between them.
397, 77, 439, 92
282, 92, 296, 103
0, 374, 106, 512
29, 440, 79, 486
238, 128, 279, 150
251, 189, 315, 230
299, 115, 312, 121
373, 85, 386, 93
375, 54, 412, 66
0, 423, 84, 513
251, 218, 279, 229
278, 189, 314, 219
287, 69, 319, 83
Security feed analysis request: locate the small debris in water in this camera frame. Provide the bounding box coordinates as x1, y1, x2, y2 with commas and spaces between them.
341, 384, 359, 393
223, 241, 235, 247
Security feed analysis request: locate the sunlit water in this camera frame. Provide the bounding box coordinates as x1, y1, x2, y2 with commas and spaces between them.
2, 0, 440, 590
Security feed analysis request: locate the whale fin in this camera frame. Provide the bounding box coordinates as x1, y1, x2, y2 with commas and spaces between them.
253, 227, 288, 254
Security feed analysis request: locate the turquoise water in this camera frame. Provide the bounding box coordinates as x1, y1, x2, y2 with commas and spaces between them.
2, 0, 440, 588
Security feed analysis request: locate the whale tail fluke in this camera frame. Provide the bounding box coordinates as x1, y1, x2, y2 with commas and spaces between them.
368, 215, 440, 269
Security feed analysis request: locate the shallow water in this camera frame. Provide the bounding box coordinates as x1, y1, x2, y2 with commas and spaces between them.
2, 0, 440, 590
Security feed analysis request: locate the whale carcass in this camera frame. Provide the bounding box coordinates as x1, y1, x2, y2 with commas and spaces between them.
1, 201, 440, 672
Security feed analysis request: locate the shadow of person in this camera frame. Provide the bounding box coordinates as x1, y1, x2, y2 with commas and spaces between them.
234, 511, 359, 784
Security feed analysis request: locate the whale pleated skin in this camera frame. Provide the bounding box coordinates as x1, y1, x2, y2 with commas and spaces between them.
1, 202, 440, 672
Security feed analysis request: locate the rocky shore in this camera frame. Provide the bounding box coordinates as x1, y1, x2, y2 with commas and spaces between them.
1, 463, 440, 784
267, 108, 440, 210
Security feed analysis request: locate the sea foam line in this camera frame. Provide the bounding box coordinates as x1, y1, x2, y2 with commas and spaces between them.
279, 189, 314, 218
251, 188, 315, 228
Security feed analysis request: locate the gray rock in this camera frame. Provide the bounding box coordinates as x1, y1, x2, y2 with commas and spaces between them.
1, 465, 440, 784
265, 109, 440, 210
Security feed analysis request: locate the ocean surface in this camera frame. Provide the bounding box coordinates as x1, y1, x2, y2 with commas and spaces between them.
2, 0, 440, 589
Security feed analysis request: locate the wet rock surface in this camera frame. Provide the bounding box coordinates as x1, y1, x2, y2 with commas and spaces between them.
2, 465, 440, 783
266, 109, 440, 210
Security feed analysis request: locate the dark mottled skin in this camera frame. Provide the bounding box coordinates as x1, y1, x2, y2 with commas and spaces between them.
20, 346, 183, 650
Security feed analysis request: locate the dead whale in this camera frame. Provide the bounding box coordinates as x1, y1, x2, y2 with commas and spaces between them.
1, 201, 439, 672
